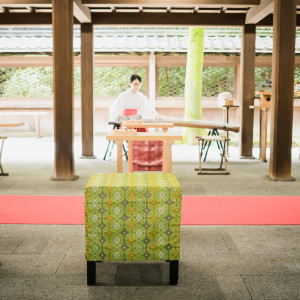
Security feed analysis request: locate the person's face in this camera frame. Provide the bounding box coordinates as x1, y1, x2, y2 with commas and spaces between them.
130, 79, 142, 93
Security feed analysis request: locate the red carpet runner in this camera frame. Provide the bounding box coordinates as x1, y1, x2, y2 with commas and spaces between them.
0, 195, 299, 225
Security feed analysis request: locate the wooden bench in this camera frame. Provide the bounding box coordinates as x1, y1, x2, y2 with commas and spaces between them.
195, 135, 230, 175
0, 122, 25, 176
0, 109, 49, 138
0, 136, 8, 176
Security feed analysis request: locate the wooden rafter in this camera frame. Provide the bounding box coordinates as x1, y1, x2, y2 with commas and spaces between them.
2, 11, 300, 26
246, 0, 273, 24
91, 12, 246, 25
73, 0, 91, 23
0, 0, 51, 6
83, 0, 260, 7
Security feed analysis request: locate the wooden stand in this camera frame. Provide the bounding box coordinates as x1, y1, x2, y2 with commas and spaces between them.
0, 136, 8, 176
0, 122, 25, 176
196, 135, 230, 175
222, 105, 239, 155
106, 132, 182, 173
249, 105, 269, 162
259, 108, 269, 162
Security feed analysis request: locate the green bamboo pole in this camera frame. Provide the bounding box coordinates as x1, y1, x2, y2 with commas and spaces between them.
183, 27, 205, 144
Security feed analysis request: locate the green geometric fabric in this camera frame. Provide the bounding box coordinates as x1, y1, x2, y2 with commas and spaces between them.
85, 173, 182, 262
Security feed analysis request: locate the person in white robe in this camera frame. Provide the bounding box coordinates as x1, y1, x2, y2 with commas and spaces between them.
109, 74, 159, 121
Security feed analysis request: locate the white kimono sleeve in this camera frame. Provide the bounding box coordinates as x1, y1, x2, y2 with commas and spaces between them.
109, 94, 124, 120
139, 95, 158, 119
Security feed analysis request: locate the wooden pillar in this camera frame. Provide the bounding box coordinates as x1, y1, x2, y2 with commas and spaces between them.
239, 25, 256, 158
148, 52, 156, 107
52, 0, 77, 180
268, 0, 296, 180
81, 23, 95, 158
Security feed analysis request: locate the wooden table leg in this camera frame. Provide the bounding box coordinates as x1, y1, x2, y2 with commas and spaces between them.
127, 141, 133, 173
199, 139, 202, 172
116, 140, 123, 173
0, 137, 8, 176
35, 115, 41, 138
260, 109, 268, 162
166, 141, 173, 173
223, 107, 229, 155
162, 141, 167, 173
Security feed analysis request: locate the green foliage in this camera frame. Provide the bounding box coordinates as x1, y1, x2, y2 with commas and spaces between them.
294, 67, 300, 82
0, 67, 53, 97
0, 67, 14, 96
74, 67, 81, 97
94, 67, 146, 97
158, 67, 186, 97
0, 66, 146, 98
1, 64, 299, 99
255, 67, 272, 96
202, 67, 234, 97
158, 66, 235, 97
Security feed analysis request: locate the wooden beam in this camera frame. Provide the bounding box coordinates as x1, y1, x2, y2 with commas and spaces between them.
0, 11, 246, 26
239, 24, 256, 158
0, 56, 52, 66
0, 0, 51, 5
2, 10, 300, 26
52, 0, 77, 180
269, 0, 296, 180
92, 12, 246, 26
73, 0, 91, 23
81, 23, 94, 158
0, 12, 52, 24
83, 0, 260, 7
258, 14, 300, 26
246, 0, 273, 24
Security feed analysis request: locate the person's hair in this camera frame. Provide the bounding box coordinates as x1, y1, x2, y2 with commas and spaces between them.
130, 74, 142, 83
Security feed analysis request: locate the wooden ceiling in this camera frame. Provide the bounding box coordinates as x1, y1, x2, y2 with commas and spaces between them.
0, 0, 299, 26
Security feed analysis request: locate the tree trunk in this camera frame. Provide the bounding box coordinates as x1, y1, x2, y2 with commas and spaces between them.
183, 27, 205, 144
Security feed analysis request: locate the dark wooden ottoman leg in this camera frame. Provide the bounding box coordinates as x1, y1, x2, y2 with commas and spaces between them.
170, 260, 179, 285
87, 261, 96, 285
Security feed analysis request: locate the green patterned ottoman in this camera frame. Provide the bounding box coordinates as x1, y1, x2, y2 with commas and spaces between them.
85, 173, 182, 285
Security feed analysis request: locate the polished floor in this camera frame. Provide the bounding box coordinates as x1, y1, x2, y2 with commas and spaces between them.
0, 137, 299, 299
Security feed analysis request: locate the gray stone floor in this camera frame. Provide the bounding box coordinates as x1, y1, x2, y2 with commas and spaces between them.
0, 137, 300, 299
0, 225, 299, 299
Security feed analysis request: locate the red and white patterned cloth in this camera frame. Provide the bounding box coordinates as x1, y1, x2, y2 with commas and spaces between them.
132, 140, 163, 171
132, 127, 163, 171
122, 110, 163, 171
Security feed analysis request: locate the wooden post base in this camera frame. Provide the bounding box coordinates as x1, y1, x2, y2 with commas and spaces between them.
50, 175, 79, 181
265, 175, 296, 182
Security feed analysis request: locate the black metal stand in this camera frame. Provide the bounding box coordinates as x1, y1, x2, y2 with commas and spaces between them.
103, 123, 128, 161
203, 128, 221, 161
202, 128, 227, 162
